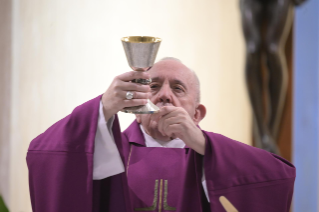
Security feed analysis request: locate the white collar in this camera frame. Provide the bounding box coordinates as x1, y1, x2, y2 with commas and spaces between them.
139, 124, 186, 148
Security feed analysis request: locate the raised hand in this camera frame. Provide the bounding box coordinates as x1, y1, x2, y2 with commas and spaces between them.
101, 71, 151, 121
156, 106, 206, 155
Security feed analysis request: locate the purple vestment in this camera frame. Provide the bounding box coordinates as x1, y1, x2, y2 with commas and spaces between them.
27, 95, 295, 212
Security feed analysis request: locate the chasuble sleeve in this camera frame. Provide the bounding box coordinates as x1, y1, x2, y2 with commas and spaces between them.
93, 101, 125, 180
202, 131, 296, 212
26, 95, 121, 212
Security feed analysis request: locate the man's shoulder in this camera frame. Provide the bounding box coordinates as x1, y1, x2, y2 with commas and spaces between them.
203, 131, 295, 190
203, 130, 290, 162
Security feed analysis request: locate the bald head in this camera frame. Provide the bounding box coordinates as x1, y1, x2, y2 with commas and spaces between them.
151, 57, 201, 103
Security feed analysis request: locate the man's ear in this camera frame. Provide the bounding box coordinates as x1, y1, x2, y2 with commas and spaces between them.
136, 114, 141, 123
193, 104, 206, 125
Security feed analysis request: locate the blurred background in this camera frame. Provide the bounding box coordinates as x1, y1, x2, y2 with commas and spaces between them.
0, 0, 317, 211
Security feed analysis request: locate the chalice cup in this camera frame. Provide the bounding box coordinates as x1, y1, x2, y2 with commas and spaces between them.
121, 36, 161, 114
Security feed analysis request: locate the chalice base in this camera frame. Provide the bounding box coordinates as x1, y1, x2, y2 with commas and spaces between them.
122, 99, 159, 114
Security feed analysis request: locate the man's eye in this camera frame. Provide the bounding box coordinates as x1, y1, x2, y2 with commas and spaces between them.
174, 86, 183, 91
150, 84, 159, 89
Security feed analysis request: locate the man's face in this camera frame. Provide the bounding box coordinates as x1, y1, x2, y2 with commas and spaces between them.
136, 59, 201, 141
148, 60, 198, 117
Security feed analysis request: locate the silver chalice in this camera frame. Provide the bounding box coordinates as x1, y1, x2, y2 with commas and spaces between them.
121, 36, 161, 114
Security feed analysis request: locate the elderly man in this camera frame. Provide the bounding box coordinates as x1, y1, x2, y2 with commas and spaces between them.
27, 58, 295, 212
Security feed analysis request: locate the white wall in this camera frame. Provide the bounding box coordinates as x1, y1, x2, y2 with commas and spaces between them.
0, 0, 12, 207
3, 0, 250, 211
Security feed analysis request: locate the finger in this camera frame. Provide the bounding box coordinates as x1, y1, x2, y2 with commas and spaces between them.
160, 108, 182, 121
124, 82, 150, 93
164, 124, 180, 138
158, 106, 178, 117
114, 80, 150, 93
157, 109, 176, 135
122, 91, 150, 99
159, 116, 183, 135
163, 116, 183, 126
117, 71, 150, 82
122, 99, 148, 108
158, 115, 174, 135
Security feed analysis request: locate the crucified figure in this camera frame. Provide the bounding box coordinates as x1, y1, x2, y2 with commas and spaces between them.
239, 0, 307, 154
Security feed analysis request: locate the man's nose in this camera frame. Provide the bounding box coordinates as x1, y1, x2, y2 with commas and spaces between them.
157, 85, 172, 103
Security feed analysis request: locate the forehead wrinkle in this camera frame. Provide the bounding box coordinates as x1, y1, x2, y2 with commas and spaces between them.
151, 77, 188, 89
151, 77, 162, 82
